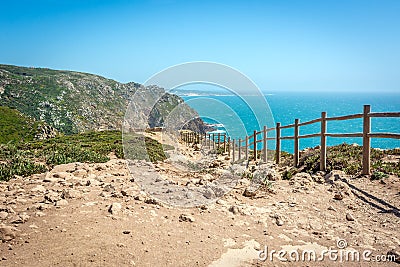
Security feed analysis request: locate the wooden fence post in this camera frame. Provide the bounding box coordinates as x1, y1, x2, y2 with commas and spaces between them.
320, 112, 327, 171
212, 134, 215, 150
238, 138, 241, 160
263, 125, 267, 163
275, 123, 281, 164
223, 134, 226, 152
227, 137, 231, 157
232, 139, 235, 163
245, 136, 249, 161
294, 119, 299, 167
362, 105, 371, 175
253, 130, 257, 161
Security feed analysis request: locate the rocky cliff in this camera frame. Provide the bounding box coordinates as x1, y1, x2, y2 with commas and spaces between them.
0, 64, 201, 136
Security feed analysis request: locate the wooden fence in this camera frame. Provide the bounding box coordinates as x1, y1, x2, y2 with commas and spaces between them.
180, 105, 400, 175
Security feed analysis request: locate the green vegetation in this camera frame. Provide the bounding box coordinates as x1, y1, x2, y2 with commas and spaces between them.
289, 144, 400, 176
0, 106, 40, 143
0, 130, 172, 181
0, 64, 189, 135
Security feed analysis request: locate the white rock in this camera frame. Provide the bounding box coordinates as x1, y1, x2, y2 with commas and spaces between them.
108, 203, 122, 214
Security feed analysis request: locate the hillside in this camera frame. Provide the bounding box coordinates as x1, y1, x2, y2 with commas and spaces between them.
0, 106, 41, 143
0, 64, 193, 135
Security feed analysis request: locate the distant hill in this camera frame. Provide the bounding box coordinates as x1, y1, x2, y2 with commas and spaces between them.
0, 64, 196, 136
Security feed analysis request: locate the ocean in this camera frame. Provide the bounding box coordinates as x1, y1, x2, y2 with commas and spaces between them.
179, 91, 400, 153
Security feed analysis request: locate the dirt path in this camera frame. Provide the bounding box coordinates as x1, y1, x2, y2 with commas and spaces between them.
1, 139, 399, 266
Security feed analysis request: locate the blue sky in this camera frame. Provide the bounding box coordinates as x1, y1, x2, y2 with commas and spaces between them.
1, 0, 399, 92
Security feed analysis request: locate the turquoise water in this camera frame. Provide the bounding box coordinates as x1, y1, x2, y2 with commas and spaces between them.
181, 92, 400, 153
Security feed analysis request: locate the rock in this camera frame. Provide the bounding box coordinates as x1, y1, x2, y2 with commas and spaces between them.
328, 205, 337, 212
312, 174, 325, 184
0, 212, 8, 220
9, 215, 23, 224
73, 169, 87, 177
19, 213, 30, 222
346, 213, 355, 221
144, 198, 163, 206
387, 249, 400, 263
123, 230, 131, 234
237, 178, 251, 187
276, 218, 284, 226
325, 170, 346, 182
35, 211, 46, 217
179, 214, 195, 223
108, 203, 122, 215
51, 163, 76, 173
31, 185, 46, 193
243, 188, 256, 197
117, 243, 126, 248
52, 172, 72, 179
56, 199, 69, 206
61, 189, 80, 199
193, 144, 202, 151
216, 199, 227, 205
203, 188, 216, 199
0, 224, 17, 242
203, 174, 214, 181
134, 195, 146, 202
103, 184, 115, 192
86, 179, 101, 187
334, 192, 344, 200
253, 165, 281, 182
271, 214, 284, 226
229, 206, 239, 215
44, 191, 60, 203
43, 177, 58, 183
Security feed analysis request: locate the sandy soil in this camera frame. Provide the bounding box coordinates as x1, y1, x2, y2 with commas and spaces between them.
0, 134, 399, 266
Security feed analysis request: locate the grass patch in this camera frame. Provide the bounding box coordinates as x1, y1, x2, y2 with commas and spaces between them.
293, 144, 400, 176
0, 130, 172, 181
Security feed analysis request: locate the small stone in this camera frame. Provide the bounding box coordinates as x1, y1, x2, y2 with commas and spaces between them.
276, 218, 284, 226
117, 243, 126, 248
0, 211, 8, 220
123, 230, 131, 234
144, 198, 162, 206
35, 211, 46, 217
43, 177, 58, 183
243, 188, 256, 197
56, 199, 69, 206
216, 199, 227, 205
103, 184, 115, 192
328, 205, 337, 212
108, 203, 122, 215
179, 214, 195, 223
334, 192, 344, 200
52, 172, 70, 179
31, 185, 46, 193
346, 213, 355, 221
0, 224, 17, 242
203, 188, 215, 199
229, 206, 239, 215
61, 189, 80, 199
29, 224, 39, 229
19, 213, 30, 222
44, 191, 60, 203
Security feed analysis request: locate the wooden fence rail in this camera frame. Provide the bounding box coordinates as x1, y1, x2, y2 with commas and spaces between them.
179, 105, 400, 175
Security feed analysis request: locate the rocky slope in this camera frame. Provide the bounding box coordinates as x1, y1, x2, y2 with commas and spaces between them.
0, 64, 203, 135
